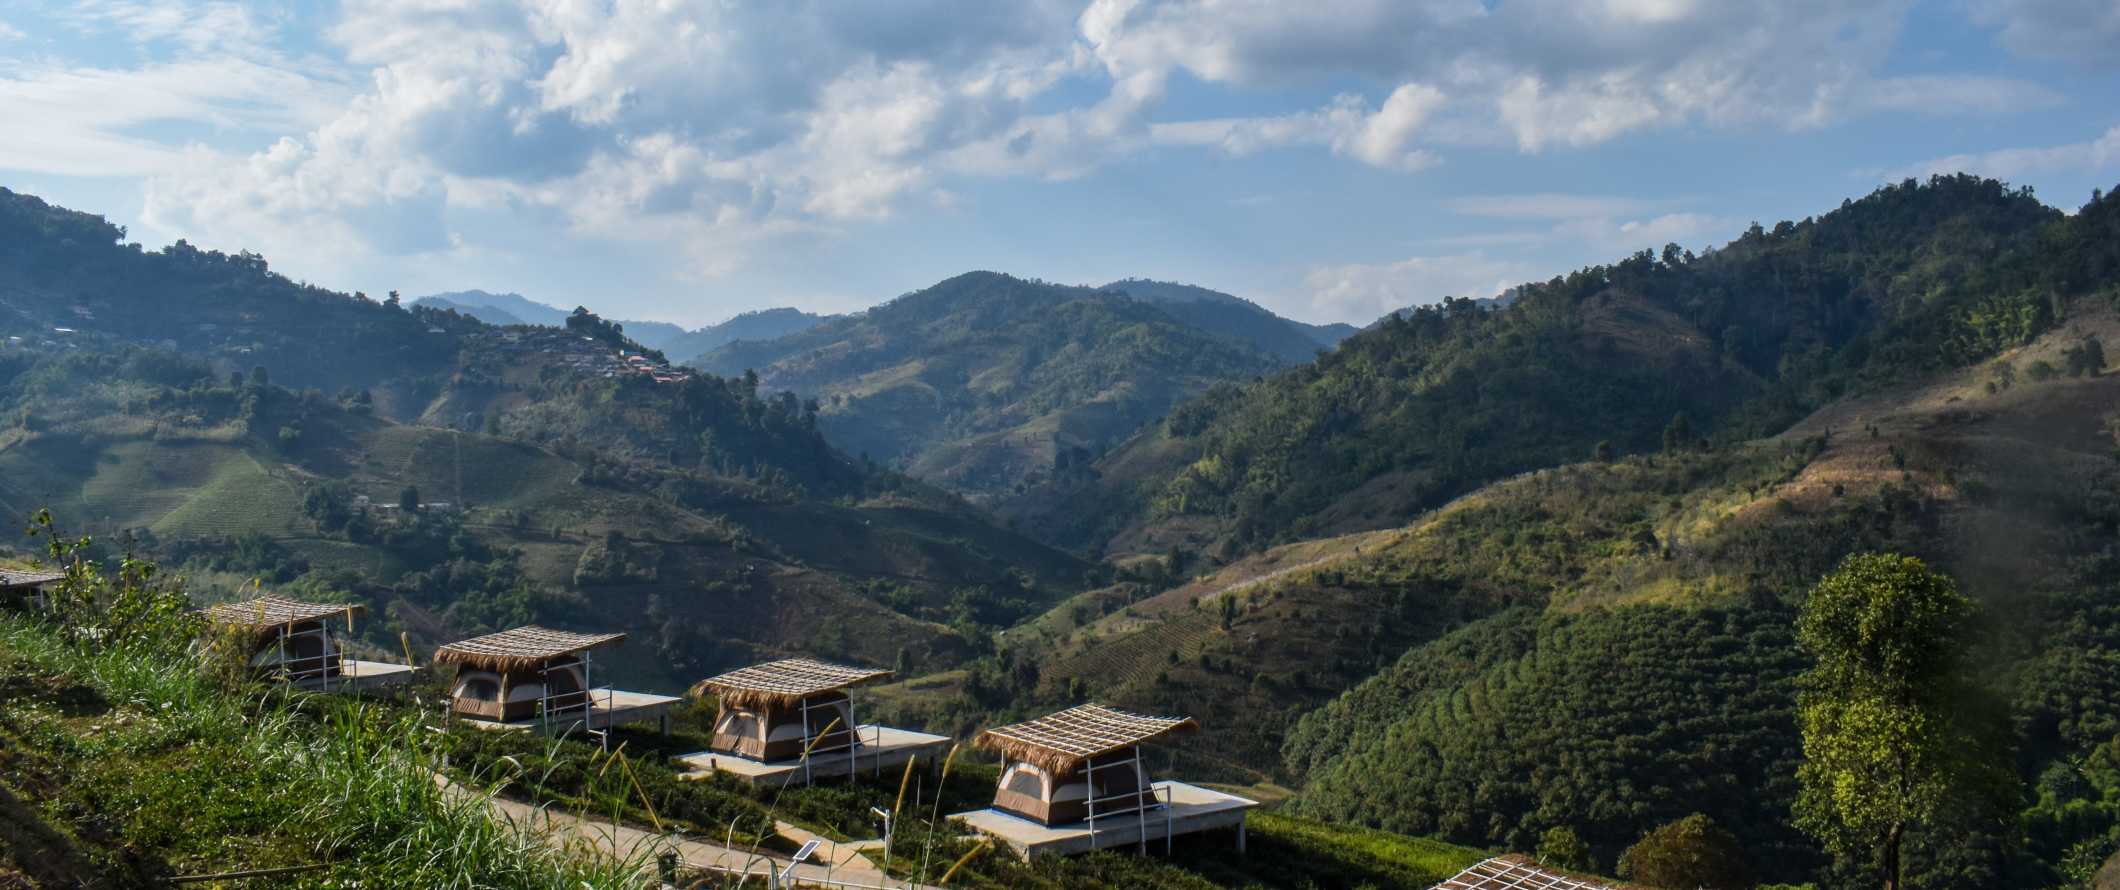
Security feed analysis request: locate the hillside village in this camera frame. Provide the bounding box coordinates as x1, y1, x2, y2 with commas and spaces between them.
487, 326, 694, 384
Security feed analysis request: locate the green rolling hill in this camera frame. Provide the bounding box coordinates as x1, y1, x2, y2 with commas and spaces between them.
692, 271, 1294, 501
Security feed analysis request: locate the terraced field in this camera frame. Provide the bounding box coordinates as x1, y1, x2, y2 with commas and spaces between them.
150, 450, 307, 537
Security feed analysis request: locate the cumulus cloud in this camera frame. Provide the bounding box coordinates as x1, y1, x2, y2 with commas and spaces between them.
1086, 0, 1920, 152
1150, 83, 1444, 170
0, 0, 2087, 304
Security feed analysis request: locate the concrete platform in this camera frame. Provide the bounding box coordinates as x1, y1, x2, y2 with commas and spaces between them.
951, 781, 1258, 859
457, 688, 683, 735
675, 724, 953, 787
298, 659, 417, 693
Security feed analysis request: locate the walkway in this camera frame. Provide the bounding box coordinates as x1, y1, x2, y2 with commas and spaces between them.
443, 776, 940, 888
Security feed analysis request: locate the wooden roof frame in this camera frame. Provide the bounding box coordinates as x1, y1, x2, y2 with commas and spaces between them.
1433, 856, 1622, 890
201, 595, 365, 631
977, 703, 1198, 773
433, 625, 626, 673
692, 657, 892, 708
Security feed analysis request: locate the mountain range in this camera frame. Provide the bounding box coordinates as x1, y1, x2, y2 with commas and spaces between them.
689, 272, 1350, 501
6, 175, 2120, 888
413, 289, 832, 360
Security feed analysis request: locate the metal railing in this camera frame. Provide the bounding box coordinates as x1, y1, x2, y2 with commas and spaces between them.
795, 697, 888, 784
1080, 747, 1173, 854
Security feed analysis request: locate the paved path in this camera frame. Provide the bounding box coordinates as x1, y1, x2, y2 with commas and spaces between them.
443, 776, 938, 888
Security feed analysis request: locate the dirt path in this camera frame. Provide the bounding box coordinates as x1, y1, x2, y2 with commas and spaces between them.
445, 776, 936, 888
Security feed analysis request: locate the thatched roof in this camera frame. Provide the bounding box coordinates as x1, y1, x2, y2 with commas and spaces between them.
433, 625, 625, 673
0, 569, 64, 589
976, 703, 1198, 773
691, 658, 891, 708
1433, 857, 1619, 890
201, 595, 365, 632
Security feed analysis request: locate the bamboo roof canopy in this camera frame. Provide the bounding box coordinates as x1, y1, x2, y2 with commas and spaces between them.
692, 658, 892, 708
977, 703, 1199, 773
201, 595, 365, 631
0, 569, 65, 588
433, 625, 626, 673
1433, 857, 1618, 890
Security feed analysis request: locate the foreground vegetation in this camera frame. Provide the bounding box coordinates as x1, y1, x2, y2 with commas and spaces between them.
0, 616, 643, 887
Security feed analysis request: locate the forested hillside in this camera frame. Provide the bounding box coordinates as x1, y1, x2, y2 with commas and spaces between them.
1009, 176, 2111, 560
857, 179, 2120, 889
692, 272, 1292, 500
0, 189, 1095, 696
0, 188, 469, 391
1097, 279, 1355, 362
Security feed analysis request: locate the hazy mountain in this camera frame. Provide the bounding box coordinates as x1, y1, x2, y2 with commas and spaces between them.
412, 291, 829, 358
665, 307, 832, 361
414, 289, 570, 327
693, 271, 1287, 501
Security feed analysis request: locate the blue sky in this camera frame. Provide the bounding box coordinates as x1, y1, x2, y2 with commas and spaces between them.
1, 1, 2115, 327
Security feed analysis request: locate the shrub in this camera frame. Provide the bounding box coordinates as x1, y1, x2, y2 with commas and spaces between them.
1537, 825, 1596, 873
1618, 813, 1754, 889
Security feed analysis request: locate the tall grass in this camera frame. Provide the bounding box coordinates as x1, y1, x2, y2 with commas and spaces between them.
0, 615, 656, 888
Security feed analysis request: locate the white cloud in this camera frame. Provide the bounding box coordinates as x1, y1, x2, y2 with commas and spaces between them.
1086, 0, 1923, 152
0, 19, 23, 41
1301, 251, 1534, 320
1150, 83, 1444, 170
1890, 125, 2120, 182
0, 0, 2091, 312
60, 0, 279, 56
1969, 0, 2120, 68
0, 58, 334, 177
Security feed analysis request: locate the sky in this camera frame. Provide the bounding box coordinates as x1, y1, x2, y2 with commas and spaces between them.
1, 1, 2116, 327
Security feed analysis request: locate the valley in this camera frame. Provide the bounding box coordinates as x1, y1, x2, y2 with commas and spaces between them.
3, 174, 2119, 888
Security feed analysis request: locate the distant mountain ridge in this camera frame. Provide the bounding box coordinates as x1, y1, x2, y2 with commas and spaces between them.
1097, 278, 1357, 361
691, 271, 1294, 501
411, 290, 831, 358
1004, 175, 2092, 558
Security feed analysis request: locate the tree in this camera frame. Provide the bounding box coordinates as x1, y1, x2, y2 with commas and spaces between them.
1536, 825, 1596, 873
1617, 813, 1754, 890
1663, 412, 1694, 453
2066, 336, 2107, 378
398, 485, 421, 513
249, 365, 269, 386
1593, 440, 1614, 463
1794, 553, 1980, 890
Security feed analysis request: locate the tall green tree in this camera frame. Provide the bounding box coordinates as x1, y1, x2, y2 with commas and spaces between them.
1794, 553, 1980, 890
